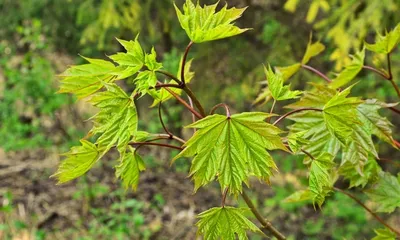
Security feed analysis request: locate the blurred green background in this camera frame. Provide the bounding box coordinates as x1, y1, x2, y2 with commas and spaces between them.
0, 0, 399, 239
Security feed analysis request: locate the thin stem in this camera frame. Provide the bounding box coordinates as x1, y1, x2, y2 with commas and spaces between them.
334, 187, 400, 236
389, 79, 400, 98
241, 190, 286, 240
187, 96, 197, 133
181, 41, 194, 86
129, 142, 183, 151
301, 149, 315, 160
301, 64, 332, 83
210, 103, 231, 117
161, 84, 203, 119
273, 108, 323, 126
183, 85, 206, 117
155, 83, 182, 89
269, 99, 276, 123
158, 103, 174, 138
221, 188, 228, 207
151, 134, 186, 145
377, 158, 400, 167
156, 69, 182, 85
387, 53, 393, 80
363, 65, 390, 80
389, 107, 400, 115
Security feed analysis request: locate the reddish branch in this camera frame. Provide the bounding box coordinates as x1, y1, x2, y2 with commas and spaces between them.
334, 187, 400, 236
301, 64, 332, 83
181, 41, 194, 86
129, 142, 183, 151
273, 108, 323, 126
210, 103, 231, 117
241, 190, 286, 240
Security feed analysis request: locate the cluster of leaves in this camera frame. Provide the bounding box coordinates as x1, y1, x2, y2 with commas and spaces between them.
54, 0, 400, 239
284, 0, 400, 70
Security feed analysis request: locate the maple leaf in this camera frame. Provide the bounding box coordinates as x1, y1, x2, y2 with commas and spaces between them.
372, 228, 397, 240
322, 85, 363, 145
309, 152, 336, 207
89, 83, 138, 156
116, 147, 146, 191
173, 112, 287, 194
366, 172, 400, 213
264, 65, 302, 101
58, 56, 118, 99
196, 207, 262, 240
301, 37, 325, 65
51, 140, 99, 184
365, 23, 400, 54
174, 0, 250, 43
329, 48, 365, 89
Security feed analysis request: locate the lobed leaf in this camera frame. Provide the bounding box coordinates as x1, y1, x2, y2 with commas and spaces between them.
89, 83, 138, 156
174, 0, 250, 43
301, 37, 326, 64
366, 172, 400, 213
51, 140, 99, 184
264, 65, 302, 101
173, 112, 287, 194
372, 228, 397, 240
329, 48, 365, 89
196, 207, 262, 240
365, 23, 400, 54
116, 147, 146, 191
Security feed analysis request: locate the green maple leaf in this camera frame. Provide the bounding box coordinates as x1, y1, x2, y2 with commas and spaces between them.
284, 189, 313, 203
174, 0, 250, 43
173, 112, 287, 194
329, 48, 365, 89
265, 65, 302, 101
301, 37, 325, 65
116, 147, 146, 191
149, 58, 194, 107
133, 70, 158, 95
89, 83, 138, 156
366, 172, 400, 213
322, 85, 363, 145
276, 63, 301, 81
58, 56, 118, 99
287, 131, 310, 153
51, 140, 99, 184
309, 152, 336, 207
372, 228, 397, 240
145, 47, 163, 71
109, 35, 145, 69
196, 207, 262, 240
365, 23, 400, 54
357, 99, 397, 148
339, 156, 381, 188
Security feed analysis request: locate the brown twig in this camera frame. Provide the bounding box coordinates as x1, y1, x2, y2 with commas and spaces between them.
333, 187, 400, 236
181, 41, 194, 86
241, 190, 286, 240
210, 103, 231, 117
161, 84, 203, 119
273, 108, 323, 126
221, 188, 229, 207
129, 142, 183, 151
156, 69, 182, 85
158, 103, 174, 138
302, 64, 332, 83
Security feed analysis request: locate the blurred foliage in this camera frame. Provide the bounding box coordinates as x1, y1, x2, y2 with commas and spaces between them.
284, 0, 400, 70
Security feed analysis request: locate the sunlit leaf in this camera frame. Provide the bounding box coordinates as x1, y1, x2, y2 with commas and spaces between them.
52, 140, 99, 183
89, 83, 138, 155
365, 23, 400, 54
329, 48, 365, 89
366, 172, 400, 213
173, 112, 287, 194
58, 56, 117, 99
196, 207, 262, 240
339, 156, 381, 188
116, 147, 146, 191
284, 189, 313, 203
309, 152, 335, 207
265, 65, 302, 101
174, 0, 250, 43
372, 228, 397, 240
301, 37, 325, 64
322, 85, 363, 145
